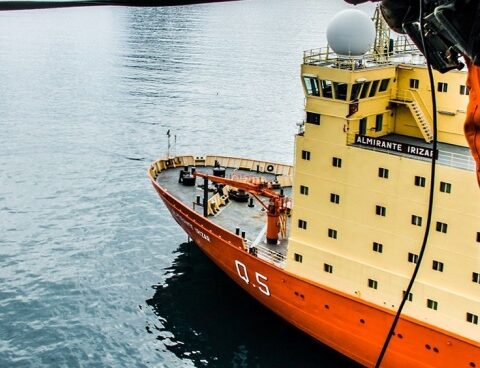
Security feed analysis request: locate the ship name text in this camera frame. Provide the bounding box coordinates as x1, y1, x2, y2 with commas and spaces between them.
173, 213, 211, 242
355, 134, 435, 158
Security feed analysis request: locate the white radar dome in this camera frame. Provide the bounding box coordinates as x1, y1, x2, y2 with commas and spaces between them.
326, 9, 375, 57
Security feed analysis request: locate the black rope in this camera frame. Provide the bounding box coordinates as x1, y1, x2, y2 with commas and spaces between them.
374, 0, 438, 366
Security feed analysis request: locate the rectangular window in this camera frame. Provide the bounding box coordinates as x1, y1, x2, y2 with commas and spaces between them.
306, 112, 320, 125
467, 312, 478, 325
432, 260, 444, 272
408, 252, 419, 264
375, 114, 383, 132
369, 80, 379, 97
351, 82, 362, 101
376, 205, 386, 217
477, 232, 480, 242
330, 193, 340, 204
320, 79, 333, 98
409, 79, 419, 89
427, 299, 438, 310
412, 215, 423, 226
333, 82, 348, 100
403, 290, 413, 302
472, 272, 480, 284
373, 242, 383, 253
359, 117, 367, 135
379, 78, 390, 92
438, 82, 448, 92
328, 228, 337, 239
460, 85, 470, 95
440, 181, 452, 193
332, 157, 342, 168
300, 185, 309, 195
415, 176, 426, 187
294, 253, 303, 263
298, 219, 307, 230
303, 76, 320, 96
360, 81, 371, 99
324, 263, 333, 273
301, 150, 311, 161
368, 279, 378, 289
436, 222, 448, 233
378, 167, 389, 179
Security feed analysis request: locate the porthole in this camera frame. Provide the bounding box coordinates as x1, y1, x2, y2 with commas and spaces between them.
425, 344, 431, 350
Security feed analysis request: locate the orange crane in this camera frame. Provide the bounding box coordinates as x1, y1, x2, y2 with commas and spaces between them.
193, 171, 288, 245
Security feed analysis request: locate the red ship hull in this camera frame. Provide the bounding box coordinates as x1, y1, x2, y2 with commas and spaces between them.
150, 177, 480, 368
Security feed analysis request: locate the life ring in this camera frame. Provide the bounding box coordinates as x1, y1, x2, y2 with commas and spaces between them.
266, 164, 274, 172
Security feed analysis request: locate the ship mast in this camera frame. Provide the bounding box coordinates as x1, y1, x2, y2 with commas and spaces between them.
372, 5, 391, 63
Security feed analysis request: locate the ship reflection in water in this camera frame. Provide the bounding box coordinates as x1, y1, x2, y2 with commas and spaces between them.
147, 242, 360, 368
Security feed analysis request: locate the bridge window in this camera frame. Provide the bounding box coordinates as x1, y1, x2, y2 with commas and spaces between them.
320, 80, 333, 98
360, 81, 371, 99
410, 79, 419, 89
369, 80, 379, 97
427, 299, 438, 310
415, 176, 426, 187
438, 82, 448, 93
333, 82, 347, 100
408, 252, 419, 264
306, 112, 320, 125
375, 114, 383, 132
351, 82, 363, 101
460, 85, 470, 95
303, 76, 320, 96
379, 78, 390, 92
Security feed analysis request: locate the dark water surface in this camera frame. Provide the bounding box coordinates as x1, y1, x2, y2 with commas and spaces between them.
0, 1, 372, 366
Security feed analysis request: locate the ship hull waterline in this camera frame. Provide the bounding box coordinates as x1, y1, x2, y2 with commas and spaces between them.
150, 173, 479, 368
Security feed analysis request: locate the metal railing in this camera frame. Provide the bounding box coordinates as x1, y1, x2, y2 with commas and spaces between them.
438, 150, 475, 171
246, 240, 287, 268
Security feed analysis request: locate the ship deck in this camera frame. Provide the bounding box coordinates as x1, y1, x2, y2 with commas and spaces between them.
156, 165, 292, 267
350, 133, 475, 171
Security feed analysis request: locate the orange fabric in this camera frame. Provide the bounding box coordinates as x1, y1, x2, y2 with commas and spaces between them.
464, 59, 480, 186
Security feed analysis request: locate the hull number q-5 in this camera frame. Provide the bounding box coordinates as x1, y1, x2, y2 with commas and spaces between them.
234, 260, 271, 296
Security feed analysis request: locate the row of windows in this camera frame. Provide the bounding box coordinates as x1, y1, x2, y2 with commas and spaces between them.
359, 114, 383, 134
409, 78, 470, 95
292, 252, 479, 324
300, 154, 454, 194
303, 76, 391, 101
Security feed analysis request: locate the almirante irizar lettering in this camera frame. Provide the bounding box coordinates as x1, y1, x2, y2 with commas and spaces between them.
355, 134, 435, 158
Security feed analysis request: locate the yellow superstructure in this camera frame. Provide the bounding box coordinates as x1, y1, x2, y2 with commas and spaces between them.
285, 43, 480, 342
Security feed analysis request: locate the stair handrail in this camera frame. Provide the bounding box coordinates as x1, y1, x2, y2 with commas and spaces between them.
391, 88, 433, 124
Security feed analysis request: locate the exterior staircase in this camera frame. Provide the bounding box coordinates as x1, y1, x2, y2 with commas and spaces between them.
390, 89, 433, 143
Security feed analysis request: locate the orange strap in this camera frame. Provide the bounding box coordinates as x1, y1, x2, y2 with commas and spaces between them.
464, 59, 480, 186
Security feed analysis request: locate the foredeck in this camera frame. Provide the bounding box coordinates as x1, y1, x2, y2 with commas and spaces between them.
350, 133, 475, 171
155, 164, 292, 268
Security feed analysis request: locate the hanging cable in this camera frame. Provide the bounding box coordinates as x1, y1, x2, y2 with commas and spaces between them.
374, 0, 439, 366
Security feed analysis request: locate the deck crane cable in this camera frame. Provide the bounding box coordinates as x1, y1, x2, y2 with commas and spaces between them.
375, 1, 438, 366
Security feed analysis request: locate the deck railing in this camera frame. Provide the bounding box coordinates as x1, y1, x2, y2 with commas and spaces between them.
246, 241, 287, 268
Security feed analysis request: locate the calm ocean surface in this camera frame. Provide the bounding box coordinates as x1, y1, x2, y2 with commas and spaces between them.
0, 1, 373, 366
